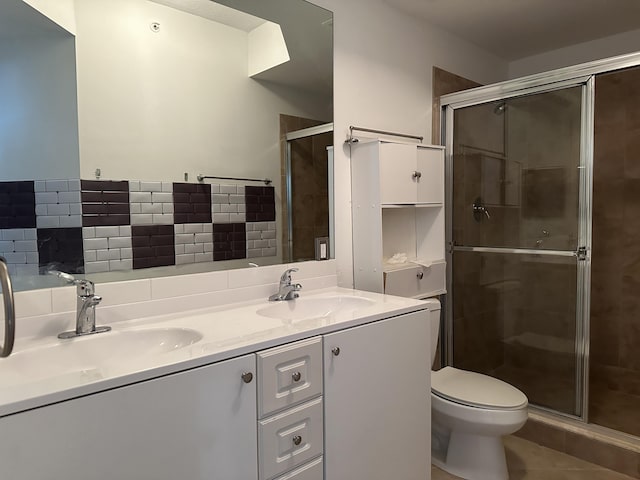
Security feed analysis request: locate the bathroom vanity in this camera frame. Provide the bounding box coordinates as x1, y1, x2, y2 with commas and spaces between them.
0, 287, 431, 480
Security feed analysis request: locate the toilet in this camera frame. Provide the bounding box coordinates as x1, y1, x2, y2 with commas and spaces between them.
426, 299, 528, 480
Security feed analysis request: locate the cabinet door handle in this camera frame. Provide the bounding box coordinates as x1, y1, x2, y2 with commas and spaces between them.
331, 347, 340, 356
412, 170, 422, 180
417, 271, 424, 280
241, 372, 253, 383
292, 435, 302, 446
292, 371, 302, 382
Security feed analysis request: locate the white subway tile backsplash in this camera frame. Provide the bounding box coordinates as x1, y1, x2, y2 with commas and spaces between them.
25, 252, 39, 263
195, 253, 213, 263
3, 252, 26, 263
176, 254, 195, 265
175, 244, 185, 254
262, 247, 277, 256
119, 226, 131, 236
121, 248, 133, 259
184, 244, 204, 254
95, 226, 121, 238
162, 203, 174, 214
37, 216, 60, 228
213, 213, 230, 223
128, 180, 141, 192
82, 227, 96, 239
162, 182, 173, 193
140, 181, 162, 192
58, 191, 81, 204
3, 230, 25, 241
230, 213, 245, 223
35, 205, 48, 216
220, 185, 236, 194
45, 180, 69, 192
151, 192, 173, 203
85, 250, 97, 262
47, 204, 70, 216
141, 203, 163, 214
24, 229, 37, 240
68, 179, 81, 191
13, 240, 37, 252
130, 203, 142, 214
84, 238, 108, 250
34, 181, 47, 192
59, 216, 82, 228
152, 214, 173, 224
130, 214, 153, 225
194, 233, 212, 244
108, 237, 131, 249
229, 195, 244, 204
109, 259, 133, 271
130, 192, 152, 203
184, 224, 203, 234
85, 261, 110, 273
35, 192, 58, 204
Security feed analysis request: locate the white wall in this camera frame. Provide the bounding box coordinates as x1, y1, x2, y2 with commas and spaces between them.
308, 0, 509, 287
74, 0, 329, 184
0, 34, 79, 181
509, 28, 640, 78
21, 0, 76, 35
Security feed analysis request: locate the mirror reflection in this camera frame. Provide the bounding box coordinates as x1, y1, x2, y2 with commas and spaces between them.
0, 0, 333, 290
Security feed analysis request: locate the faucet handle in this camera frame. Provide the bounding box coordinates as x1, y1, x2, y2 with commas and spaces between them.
48, 270, 95, 296
280, 268, 299, 283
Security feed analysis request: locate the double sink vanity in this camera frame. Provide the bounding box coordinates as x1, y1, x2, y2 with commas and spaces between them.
0, 267, 431, 480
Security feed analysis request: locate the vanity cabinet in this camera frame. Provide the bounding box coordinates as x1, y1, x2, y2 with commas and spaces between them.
323, 311, 431, 480
351, 139, 446, 298
0, 354, 258, 480
0, 310, 430, 480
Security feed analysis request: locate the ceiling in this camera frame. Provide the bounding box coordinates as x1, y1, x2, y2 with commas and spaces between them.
384, 0, 640, 60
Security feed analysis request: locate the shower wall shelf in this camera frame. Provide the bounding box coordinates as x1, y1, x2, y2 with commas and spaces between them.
350, 139, 446, 298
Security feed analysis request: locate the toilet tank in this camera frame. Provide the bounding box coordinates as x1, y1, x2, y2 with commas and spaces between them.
420, 298, 441, 365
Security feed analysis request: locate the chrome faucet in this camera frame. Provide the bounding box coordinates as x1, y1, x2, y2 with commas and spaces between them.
48, 271, 111, 339
269, 268, 302, 301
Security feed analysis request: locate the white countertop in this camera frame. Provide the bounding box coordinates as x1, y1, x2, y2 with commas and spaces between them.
0, 287, 429, 417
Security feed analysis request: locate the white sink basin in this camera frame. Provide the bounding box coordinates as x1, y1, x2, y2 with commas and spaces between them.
4, 328, 203, 384
256, 296, 375, 322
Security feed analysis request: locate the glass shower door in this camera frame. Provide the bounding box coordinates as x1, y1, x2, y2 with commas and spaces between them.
447, 85, 587, 417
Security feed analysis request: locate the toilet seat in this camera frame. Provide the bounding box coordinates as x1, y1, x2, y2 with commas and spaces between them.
432, 367, 528, 410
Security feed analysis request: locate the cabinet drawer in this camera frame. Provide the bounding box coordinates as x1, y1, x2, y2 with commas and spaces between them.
272, 456, 323, 480
258, 337, 322, 418
259, 397, 324, 480
384, 260, 446, 298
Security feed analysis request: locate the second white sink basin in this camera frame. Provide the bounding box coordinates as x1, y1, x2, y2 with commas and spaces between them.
257, 296, 375, 322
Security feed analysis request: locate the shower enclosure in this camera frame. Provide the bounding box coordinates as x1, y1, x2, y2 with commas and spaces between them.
441, 53, 640, 438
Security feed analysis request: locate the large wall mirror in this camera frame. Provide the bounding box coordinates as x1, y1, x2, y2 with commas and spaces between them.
0, 0, 333, 291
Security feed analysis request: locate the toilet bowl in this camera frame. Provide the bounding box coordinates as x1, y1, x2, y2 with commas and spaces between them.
425, 299, 528, 480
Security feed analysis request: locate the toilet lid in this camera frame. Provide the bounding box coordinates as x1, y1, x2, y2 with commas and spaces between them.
432, 367, 528, 410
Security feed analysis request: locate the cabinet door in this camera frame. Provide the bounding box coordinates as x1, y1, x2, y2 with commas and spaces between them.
417, 147, 444, 204
379, 142, 418, 204
0, 355, 258, 480
323, 311, 431, 480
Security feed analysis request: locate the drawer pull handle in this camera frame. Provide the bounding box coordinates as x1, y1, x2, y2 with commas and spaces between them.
412, 171, 422, 180
292, 371, 302, 382
332, 347, 340, 356
241, 372, 253, 383
417, 271, 424, 280
292, 435, 302, 446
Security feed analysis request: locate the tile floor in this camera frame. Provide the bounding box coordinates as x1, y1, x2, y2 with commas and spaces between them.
432, 435, 636, 480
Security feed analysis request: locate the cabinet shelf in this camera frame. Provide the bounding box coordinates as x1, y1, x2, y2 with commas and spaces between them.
351, 140, 446, 297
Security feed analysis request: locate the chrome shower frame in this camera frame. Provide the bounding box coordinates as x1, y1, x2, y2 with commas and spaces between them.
439, 51, 640, 424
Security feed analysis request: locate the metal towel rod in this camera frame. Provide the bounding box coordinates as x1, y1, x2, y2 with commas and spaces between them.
197, 174, 272, 185
345, 125, 424, 144
0, 256, 15, 357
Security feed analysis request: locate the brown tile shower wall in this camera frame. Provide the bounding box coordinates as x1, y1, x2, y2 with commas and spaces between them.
591, 66, 640, 437
0, 178, 277, 276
